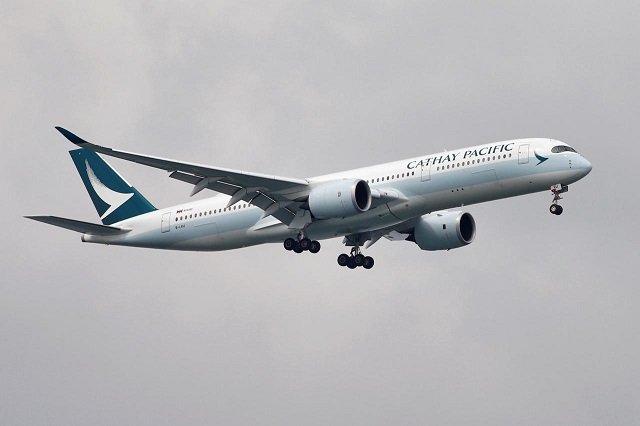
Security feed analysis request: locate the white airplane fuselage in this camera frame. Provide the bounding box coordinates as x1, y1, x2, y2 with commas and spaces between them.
81, 138, 592, 251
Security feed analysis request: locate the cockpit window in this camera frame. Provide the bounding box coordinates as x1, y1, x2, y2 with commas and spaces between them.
551, 145, 578, 154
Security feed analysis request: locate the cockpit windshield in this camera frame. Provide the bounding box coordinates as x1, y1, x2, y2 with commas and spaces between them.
551, 145, 578, 154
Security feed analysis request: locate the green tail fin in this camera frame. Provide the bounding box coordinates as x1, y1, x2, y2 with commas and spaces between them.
69, 148, 156, 225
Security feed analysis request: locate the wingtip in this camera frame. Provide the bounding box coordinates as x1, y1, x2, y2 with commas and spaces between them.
55, 126, 89, 145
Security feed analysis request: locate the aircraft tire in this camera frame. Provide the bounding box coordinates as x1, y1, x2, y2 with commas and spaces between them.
337, 253, 349, 266
347, 257, 357, 269
363, 256, 374, 269
300, 238, 311, 251
284, 238, 296, 251
309, 240, 321, 253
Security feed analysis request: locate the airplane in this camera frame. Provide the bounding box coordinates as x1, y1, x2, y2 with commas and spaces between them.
26, 127, 592, 269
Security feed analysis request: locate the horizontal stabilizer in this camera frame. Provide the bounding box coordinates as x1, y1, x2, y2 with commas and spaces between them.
25, 216, 130, 235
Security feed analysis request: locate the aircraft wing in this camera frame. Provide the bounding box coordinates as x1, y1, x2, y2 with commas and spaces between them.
56, 127, 310, 225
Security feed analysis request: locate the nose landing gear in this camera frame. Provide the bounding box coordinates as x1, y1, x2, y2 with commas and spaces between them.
549, 184, 568, 215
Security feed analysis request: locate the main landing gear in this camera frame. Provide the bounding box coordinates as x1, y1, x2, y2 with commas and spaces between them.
283, 236, 321, 254
549, 184, 568, 215
337, 246, 374, 270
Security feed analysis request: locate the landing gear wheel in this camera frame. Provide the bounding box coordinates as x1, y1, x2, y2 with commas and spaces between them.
550, 204, 563, 215
309, 240, 321, 253
293, 242, 303, 253
363, 256, 374, 269
354, 254, 365, 266
283, 238, 296, 251
347, 257, 357, 269
299, 238, 311, 251
337, 253, 350, 266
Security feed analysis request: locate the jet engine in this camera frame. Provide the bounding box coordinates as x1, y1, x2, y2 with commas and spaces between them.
413, 211, 476, 251
308, 179, 372, 219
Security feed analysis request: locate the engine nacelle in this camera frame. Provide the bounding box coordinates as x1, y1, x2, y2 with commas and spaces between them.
308, 179, 372, 219
413, 211, 476, 251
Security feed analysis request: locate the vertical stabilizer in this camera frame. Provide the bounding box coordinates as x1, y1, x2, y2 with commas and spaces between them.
69, 148, 156, 225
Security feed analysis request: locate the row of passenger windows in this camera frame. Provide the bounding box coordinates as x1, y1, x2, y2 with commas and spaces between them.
175, 203, 252, 221
366, 171, 415, 184
435, 153, 512, 171
366, 153, 513, 183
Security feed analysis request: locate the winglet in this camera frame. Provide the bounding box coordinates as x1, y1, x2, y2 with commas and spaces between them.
55, 126, 89, 146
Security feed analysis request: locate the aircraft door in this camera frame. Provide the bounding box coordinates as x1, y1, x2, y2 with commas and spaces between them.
518, 144, 530, 164
421, 162, 431, 181
161, 212, 171, 233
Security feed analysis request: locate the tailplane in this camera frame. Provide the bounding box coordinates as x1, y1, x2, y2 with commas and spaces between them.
25, 216, 130, 235
69, 148, 156, 225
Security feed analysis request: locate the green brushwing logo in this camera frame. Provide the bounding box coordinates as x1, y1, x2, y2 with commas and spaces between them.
534, 151, 548, 165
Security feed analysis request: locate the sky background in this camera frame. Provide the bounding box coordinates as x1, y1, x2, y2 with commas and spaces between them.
2, 1, 639, 425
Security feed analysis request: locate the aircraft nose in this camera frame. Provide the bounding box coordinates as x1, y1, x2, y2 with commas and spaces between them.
577, 156, 592, 177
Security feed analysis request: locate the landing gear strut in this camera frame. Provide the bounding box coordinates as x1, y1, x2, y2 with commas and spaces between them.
337, 245, 374, 270
283, 235, 321, 254
549, 184, 568, 216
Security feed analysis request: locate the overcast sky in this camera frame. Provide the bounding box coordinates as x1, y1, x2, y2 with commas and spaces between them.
2, 1, 639, 425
